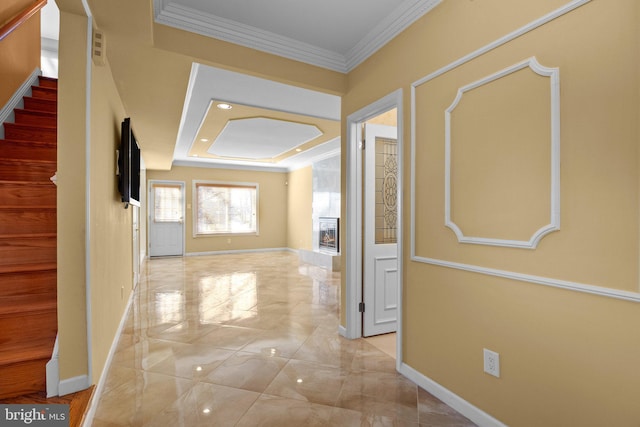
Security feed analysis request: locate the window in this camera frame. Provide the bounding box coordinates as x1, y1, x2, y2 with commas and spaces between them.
194, 181, 258, 235
153, 184, 183, 222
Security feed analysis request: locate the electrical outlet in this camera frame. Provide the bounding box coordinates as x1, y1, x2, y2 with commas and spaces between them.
483, 348, 500, 378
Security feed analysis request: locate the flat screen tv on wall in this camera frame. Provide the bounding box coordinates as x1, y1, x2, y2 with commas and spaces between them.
118, 117, 141, 208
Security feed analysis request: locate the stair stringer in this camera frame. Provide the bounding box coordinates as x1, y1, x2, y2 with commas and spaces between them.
46, 334, 59, 397
0, 68, 41, 139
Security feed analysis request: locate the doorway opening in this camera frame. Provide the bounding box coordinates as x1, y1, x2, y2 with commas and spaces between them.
344, 89, 403, 367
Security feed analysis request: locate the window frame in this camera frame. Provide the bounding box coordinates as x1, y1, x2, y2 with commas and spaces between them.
192, 180, 260, 237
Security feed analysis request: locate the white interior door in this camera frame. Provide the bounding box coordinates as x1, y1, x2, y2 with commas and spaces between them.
363, 123, 398, 337
149, 181, 184, 257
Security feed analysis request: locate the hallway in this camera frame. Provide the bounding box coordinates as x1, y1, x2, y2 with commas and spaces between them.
91, 251, 475, 426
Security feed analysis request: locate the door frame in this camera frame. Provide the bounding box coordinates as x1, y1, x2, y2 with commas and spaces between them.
344, 89, 404, 366
147, 180, 186, 257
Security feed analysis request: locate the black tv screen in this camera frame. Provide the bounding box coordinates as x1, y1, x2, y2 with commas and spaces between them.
118, 117, 141, 208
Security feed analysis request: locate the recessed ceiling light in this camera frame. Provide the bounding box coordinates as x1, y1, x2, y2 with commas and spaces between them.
217, 103, 233, 110
295, 148, 302, 152
200, 138, 209, 142
192, 154, 199, 157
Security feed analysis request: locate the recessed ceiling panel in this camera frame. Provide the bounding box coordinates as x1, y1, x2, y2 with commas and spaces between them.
208, 117, 323, 159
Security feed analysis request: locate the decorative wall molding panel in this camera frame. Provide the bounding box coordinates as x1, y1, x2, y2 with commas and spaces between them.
444, 57, 560, 249
411, 0, 592, 88
409, 0, 591, 254
404, 0, 640, 302
411, 0, 592, 259
412, 256, 640, 303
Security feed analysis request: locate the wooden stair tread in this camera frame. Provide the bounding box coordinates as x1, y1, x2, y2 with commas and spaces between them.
3, 123, 57, 143
31, 87, 57, 100
23, 96, 56, 104
0, 180, 56, 186
4, 122, 56, 131
1, 138, 57, 147
0, 140, 57, 162
0, 298, 56, 316
13, 110, 57, 127
0, 232, 56, 239
0, 342, 54, 366
0, 207, 56, 212
22, 97, 57, 114
0, 179, 56, 186
0, 158, 56, 165
14, 108, 56, 116
0, 263, 56, 274
0, 183, 56, 207
38, 76, 58, 87
0, 205, 56, 210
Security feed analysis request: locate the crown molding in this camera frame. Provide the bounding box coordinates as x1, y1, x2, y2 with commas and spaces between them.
172, 159, 288, 173
153, 0, 441, 73
346, 0, 441, 71
154, 1, 347, 72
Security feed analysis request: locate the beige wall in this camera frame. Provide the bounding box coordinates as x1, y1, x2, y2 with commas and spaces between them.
57, 5, 139, 385
56, 9, 88, 382
0, 0, 40, 109
343, 0, 640, 425
89, 58, 136, 384
287, 166, 313, 251
147, 166, 288, 254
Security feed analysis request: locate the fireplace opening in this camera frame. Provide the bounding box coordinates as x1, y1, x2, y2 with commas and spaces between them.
318, 217, 339, 253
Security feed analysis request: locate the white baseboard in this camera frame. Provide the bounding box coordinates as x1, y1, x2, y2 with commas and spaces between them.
81, 288, 136, 427
46, 335, 60, 397
58, 375, 90, 397
399, 363, 508, 427
185, 247, 291, 257
0, 68, 41, 139
338, 325, 348, 338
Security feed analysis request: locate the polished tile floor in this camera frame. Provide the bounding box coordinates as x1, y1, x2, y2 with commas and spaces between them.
91, 251, 476, 426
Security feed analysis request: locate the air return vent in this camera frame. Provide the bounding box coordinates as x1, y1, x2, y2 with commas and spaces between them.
92, 29, 106, 66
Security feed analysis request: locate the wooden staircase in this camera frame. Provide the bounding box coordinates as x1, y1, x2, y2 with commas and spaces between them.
0, 76, 58, 399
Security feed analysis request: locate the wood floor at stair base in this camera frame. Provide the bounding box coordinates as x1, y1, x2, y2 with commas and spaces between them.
0, 386, 94, 427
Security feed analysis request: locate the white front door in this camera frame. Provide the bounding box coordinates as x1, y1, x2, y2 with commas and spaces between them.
363, 123, 398, 337
149, 181, 184, 257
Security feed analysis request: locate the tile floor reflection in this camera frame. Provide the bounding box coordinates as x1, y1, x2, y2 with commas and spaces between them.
91, 251, 476, 426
